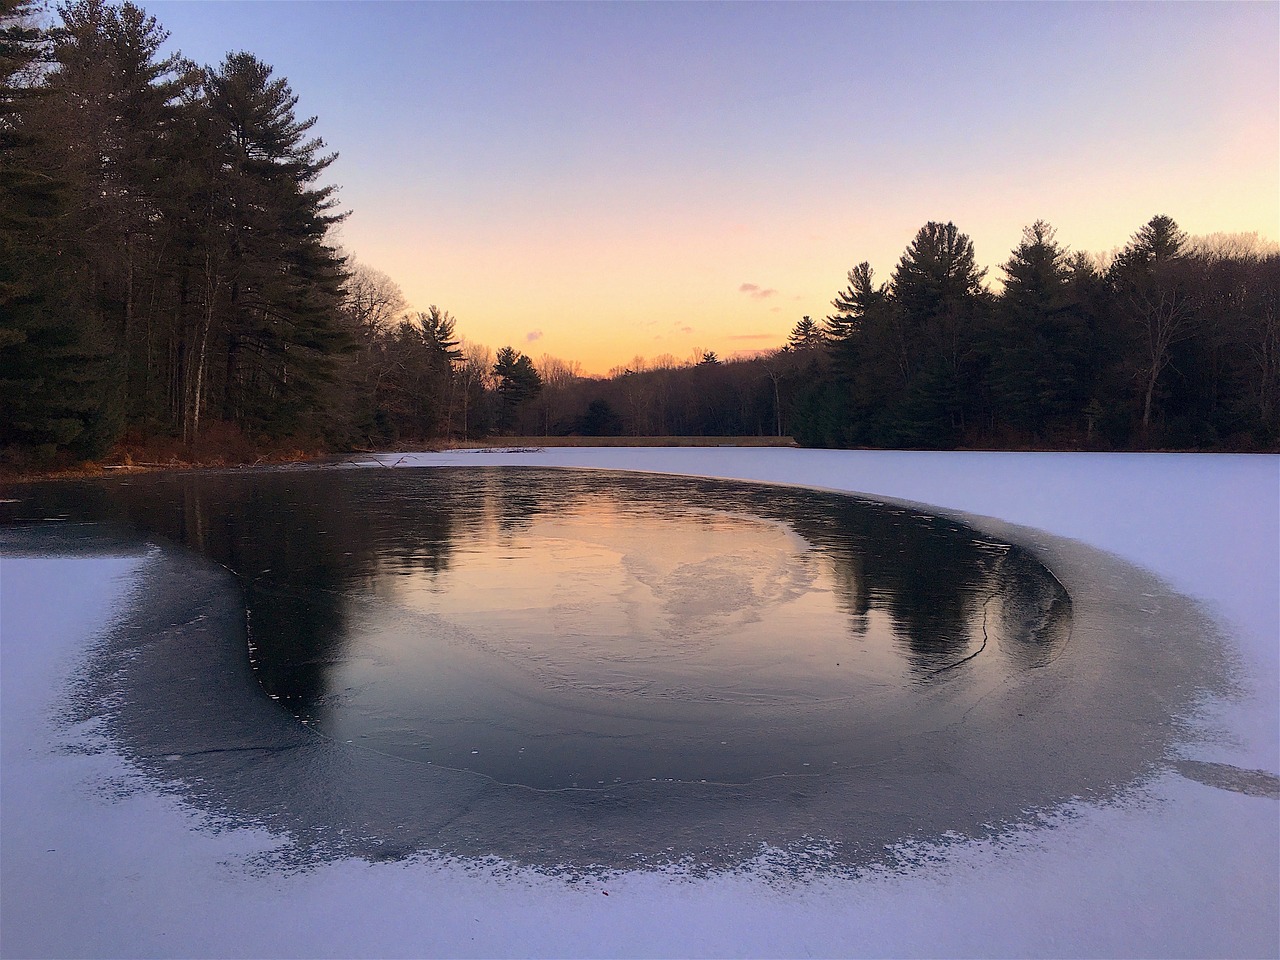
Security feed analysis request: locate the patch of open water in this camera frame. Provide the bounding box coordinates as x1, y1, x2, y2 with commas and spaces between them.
0, 466, 1229, 872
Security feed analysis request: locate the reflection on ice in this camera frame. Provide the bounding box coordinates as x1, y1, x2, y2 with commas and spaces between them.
2, 468, 1069, 790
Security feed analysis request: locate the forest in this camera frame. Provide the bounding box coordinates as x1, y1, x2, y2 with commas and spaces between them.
2, 0, 1277, 468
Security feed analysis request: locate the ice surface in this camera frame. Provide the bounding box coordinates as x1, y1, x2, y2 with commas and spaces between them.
2, 450, 1277, 958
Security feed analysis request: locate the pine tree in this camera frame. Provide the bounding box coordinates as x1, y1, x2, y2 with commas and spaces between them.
190, 51, 350, 440
0, 0, 121, 462
786, 315, 826, 351
578, 398, 624, 436
826, 263, 888, 340
43, 0, 191, 425
989, 220, 1090, 436
889, 221, 990, 444
379, 306, 461, 438
1108, 215, 1197, 433
492, 346, 542, 431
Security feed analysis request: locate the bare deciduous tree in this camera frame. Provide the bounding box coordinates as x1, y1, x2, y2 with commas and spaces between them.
342, 260, 407, 347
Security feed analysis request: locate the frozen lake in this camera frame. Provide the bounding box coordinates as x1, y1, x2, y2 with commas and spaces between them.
1, 449, 1276, 956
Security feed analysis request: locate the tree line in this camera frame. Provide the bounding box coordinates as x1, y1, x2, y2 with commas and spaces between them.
2, 0, 1276, 465
788, 217, 1278, 450
497, 214, 1278, 451
0, 0, 551, 464
2, 0, 354, 462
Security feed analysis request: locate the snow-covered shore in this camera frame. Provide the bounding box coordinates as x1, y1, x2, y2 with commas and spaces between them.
3, 449, 1277, 958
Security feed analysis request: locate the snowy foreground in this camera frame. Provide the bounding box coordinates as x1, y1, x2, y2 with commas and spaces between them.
2, 449, 1277, 958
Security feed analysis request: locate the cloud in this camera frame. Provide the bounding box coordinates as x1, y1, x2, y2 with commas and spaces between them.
739, 283, 778, 300
525, 330, 543, 343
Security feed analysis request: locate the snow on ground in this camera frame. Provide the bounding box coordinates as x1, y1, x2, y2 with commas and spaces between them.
2, 449, 1277, 958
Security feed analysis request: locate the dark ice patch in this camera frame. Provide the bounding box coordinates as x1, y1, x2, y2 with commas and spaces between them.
1174, 760, 1280, 799
1, 466, 1239, 875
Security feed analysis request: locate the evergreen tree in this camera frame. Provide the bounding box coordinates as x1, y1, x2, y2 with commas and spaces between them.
1062, 251, 1128, 445
43, 0, 191, 427
826, 263, 888, 343
0, 0, 121, 462
577, 398, 623, 436
492, 346, 542, 431
3, 1, 360, 459
416, 305, 460, 361
889, 221, 990, 444
828, 261, 904, 440
1108, 214, 1197, 433
192, 51, 350, 440
786, 315, 826, 351
989, 221, 1090, 436
384, 306, 461, 438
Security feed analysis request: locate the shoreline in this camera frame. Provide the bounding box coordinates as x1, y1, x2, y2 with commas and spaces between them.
7, 432, 1278, 487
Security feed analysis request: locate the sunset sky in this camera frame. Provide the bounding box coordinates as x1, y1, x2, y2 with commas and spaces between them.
148, 1, 1279, 375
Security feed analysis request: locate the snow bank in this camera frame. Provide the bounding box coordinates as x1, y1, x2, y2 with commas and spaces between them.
2, 450, 1276, 958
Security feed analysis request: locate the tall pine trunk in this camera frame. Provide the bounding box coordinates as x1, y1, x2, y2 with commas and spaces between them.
185, 253, 220, 446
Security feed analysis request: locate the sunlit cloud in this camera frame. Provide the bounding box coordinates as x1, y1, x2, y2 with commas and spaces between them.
739, 283, 778, 300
